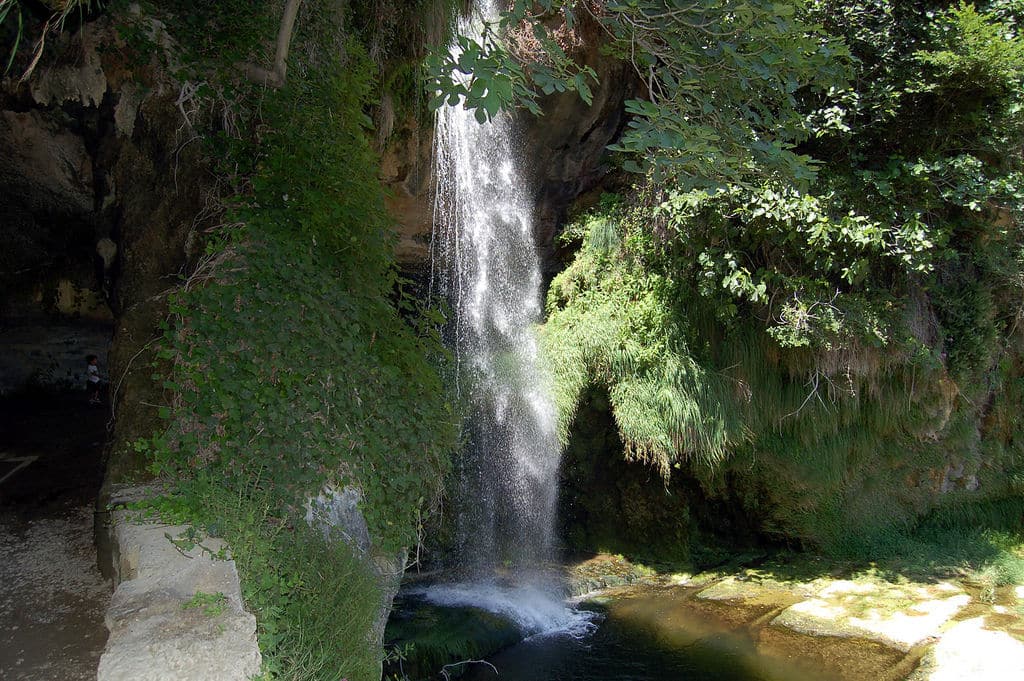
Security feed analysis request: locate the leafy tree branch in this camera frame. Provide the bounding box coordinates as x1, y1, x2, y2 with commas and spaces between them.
428, 0, 851, 188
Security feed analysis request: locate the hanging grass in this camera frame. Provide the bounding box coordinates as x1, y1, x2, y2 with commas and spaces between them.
541, 187, 1024, 558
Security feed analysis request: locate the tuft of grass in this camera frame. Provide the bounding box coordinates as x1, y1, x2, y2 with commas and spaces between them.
262, 527, 385, 681
183, 591, 228, 617
832, 497, 1024, 593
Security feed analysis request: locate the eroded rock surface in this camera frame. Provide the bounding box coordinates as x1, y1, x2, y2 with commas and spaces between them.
378, 33, 635, 273
97, 510, 260, 681
770, 580, 971, 651
907, 617, 1024, 681
306, 484, 408, 658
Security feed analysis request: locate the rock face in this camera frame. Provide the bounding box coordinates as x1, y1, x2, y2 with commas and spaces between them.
0, 109, 96, 216
380, 122, 436, 269
98, 504, 261, 681
521, 37, 637, 272
379, 33, 635, 274
306, 485, 407, 657
0, 15, 213, 476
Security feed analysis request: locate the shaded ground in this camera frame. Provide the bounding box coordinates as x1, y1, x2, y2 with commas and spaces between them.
0, 391, 112, 680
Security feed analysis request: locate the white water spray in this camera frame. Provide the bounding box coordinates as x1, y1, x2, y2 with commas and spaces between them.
429, 0, 590, 636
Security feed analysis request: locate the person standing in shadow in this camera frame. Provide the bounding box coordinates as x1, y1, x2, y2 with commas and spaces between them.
85, 354, 103, 405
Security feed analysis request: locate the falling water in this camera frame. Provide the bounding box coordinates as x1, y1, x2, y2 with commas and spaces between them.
430, 0, 569, 609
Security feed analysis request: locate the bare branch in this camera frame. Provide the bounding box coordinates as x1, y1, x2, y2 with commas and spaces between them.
440, 659, 499, 680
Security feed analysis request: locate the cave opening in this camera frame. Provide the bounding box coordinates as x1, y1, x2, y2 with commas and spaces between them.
558, 385, 763, 568
0, 106, 114, 509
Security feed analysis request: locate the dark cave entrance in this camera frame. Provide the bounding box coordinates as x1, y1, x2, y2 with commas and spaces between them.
0, 104, 115, 510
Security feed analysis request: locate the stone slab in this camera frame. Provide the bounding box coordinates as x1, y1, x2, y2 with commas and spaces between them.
97, 511, 261, 681
772, 580, 970, 651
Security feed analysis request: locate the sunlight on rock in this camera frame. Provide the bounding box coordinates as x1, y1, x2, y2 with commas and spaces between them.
908, 617, 1024, 681
845, 594, 971, 650
773, 580, 972, 651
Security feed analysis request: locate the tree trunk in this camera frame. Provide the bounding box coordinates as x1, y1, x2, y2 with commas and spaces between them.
243, 0, 303, 88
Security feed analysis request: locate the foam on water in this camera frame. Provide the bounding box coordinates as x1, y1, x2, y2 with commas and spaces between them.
412, 582, 599, 640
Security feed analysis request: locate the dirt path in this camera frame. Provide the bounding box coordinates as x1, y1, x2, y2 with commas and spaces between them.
0, 394, 112, 680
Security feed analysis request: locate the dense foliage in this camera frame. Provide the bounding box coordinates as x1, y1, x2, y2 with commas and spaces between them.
98, 1, 460, 678
11, 0, 1021, 672
508, 0, 1024, 555
429, 0, 851, 185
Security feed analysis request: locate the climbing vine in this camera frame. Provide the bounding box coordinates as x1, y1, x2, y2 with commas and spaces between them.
104, 2, 460, 679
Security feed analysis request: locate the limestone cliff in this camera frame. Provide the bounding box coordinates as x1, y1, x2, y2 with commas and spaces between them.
1, 13, 213, 482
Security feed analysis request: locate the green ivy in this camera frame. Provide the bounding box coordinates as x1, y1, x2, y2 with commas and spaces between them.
115, 3, 460, 679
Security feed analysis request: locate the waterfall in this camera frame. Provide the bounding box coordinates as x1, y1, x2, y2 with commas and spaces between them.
431, 1, 562, 585
423, 0, 597, 641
